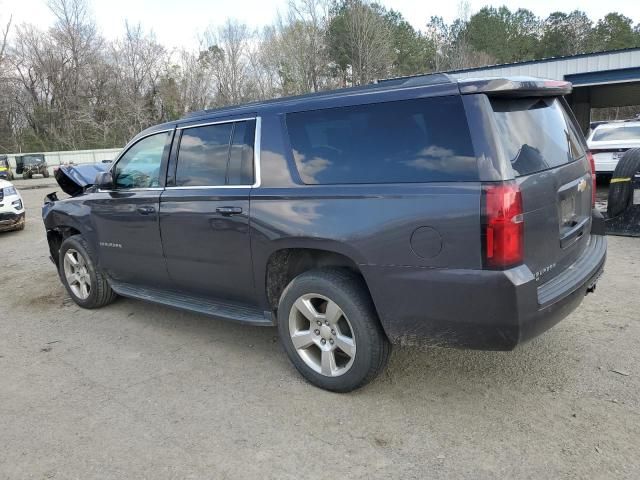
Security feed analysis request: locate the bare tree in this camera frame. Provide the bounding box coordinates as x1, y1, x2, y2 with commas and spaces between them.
202, 20, 254, 106
110, 21, 167, 136
327, 0, 393, 86
0, 14, 11, 64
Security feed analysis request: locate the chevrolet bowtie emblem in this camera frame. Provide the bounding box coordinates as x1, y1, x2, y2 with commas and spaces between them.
577, 178, 588, 193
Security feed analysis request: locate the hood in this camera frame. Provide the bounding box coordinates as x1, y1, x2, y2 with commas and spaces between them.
55, 163, 110, 197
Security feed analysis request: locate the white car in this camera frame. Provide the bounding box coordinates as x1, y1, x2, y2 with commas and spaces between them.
0, 179, 26, 232
587, 121, 640, 174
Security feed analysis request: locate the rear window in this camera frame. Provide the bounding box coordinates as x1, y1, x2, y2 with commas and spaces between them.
491, 97, 585, 177
286, 96, 477, 184
592, 125, 640, 142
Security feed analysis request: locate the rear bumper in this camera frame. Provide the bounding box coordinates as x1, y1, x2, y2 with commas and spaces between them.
362, 234, 607, 350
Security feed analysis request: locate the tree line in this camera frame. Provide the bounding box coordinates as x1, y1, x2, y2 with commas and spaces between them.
1, 0, 639, 153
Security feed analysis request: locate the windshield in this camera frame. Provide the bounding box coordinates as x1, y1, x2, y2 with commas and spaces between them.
491, 97, 585, 177
24, 156, 44, 165
592, 125, 640, 142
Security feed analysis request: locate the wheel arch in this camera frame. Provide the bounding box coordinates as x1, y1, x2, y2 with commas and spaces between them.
260, 242, 376, 322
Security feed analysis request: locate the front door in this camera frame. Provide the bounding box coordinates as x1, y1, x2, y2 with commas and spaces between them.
89, 130, 173, 287
159, 118, 257, 304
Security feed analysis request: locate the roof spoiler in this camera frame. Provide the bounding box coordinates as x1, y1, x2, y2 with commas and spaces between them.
456, 77, 572, 97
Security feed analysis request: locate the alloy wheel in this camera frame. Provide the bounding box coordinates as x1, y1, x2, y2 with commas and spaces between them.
288, 293, 356, 377
63, 249, 91, 300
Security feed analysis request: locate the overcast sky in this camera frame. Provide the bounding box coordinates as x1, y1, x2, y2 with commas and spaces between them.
3, 0, 640, 50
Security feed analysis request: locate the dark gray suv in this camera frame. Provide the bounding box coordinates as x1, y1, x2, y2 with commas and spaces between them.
42, 74, 606, 392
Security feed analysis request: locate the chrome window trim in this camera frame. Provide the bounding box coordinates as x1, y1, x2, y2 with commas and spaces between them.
176, 117, 256, 130
98, 187, 164, 193
253, 116, 262, 188
164, 185, 252, 190
103, 116, 262, 192
167, 116, 262, 190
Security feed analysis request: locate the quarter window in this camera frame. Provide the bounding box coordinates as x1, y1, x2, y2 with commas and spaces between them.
286, 96, 477, 184
114, 132, 169, 189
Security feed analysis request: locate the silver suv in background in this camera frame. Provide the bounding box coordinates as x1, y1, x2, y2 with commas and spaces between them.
587, 121, 640, 174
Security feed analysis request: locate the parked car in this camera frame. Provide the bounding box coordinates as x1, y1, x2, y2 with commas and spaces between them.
16, 154, 49, 179
587, 121, 640, 175
0, 155, 13, 180
42, 75, 607, 392
0, 179, 25, 232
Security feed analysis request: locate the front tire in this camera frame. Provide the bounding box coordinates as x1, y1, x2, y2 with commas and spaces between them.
59, 235, 117, 309
277, 268, 390, 392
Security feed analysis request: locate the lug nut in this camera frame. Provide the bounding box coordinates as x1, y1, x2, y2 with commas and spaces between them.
321, 339, 326, 345
314, 329, 320, 335
331, 329, 336, 335
325, 320, 329, 325
317, 321, 322, 326
329, 339, 334, 345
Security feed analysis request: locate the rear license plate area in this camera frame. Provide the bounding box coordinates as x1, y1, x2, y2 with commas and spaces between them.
560, 195, 577, 228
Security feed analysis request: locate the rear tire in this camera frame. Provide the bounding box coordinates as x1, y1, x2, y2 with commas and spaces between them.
59, 235, 117, 309
277, 268, 391, 392
607, 148, 640, 218
43, 169, 50, 178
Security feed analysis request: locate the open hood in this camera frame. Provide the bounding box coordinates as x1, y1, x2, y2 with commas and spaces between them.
54, 163, 110, 197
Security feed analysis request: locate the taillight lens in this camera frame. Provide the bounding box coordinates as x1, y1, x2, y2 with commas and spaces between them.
482, 182, 524, 269
587, 151, 596, 206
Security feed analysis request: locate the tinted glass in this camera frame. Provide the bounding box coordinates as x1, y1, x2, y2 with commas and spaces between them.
592, 125, 640, 142
227, 120, 255, 185
491, 97, 585, 177
115, 132, 169, 189
286, 96, 477, 184
176, 123, 233, 186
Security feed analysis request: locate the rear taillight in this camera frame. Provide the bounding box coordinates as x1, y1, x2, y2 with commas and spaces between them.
587, 151, 596, 206
482, 182, 524, 269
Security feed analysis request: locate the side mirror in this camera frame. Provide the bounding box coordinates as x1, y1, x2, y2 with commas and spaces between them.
95, 171, 113, 190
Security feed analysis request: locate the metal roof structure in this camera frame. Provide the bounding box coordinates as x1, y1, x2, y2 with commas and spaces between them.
447, 47, 640, 132
447, 47, 640, 86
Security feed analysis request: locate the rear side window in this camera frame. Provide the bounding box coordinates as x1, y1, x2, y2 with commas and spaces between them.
592, 125, 640, 142
491, 97, 586, 177
286, 96, 477, 184
175, 120, 255, 187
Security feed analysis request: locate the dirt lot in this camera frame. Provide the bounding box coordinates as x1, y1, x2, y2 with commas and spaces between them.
1, 185, 639, 479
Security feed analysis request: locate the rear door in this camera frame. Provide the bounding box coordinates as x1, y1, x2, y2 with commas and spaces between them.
490, 96, 592, 284
159, 118, 257, 303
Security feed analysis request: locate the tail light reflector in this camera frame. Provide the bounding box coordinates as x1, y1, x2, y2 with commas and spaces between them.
482, 182, 524, 269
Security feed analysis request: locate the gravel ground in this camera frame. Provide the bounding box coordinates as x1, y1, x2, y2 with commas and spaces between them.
1, 187, 639, 480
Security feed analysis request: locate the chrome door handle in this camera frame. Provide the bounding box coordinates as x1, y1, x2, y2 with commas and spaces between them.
137, 206, 155, 215
216, 206, 243, 216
